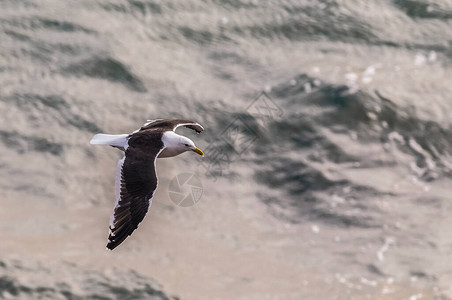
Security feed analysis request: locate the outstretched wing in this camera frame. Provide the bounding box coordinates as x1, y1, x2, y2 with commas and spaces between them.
139, 119, 204, 134
107, 132, 164, 250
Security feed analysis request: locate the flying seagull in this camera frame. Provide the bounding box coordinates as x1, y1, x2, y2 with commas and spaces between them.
90, 119, 204, 250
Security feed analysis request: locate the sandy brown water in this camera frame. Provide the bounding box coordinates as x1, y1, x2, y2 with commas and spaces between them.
1, 0, 452, 299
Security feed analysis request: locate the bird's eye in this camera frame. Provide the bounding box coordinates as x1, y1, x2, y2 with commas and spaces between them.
184, 143, 189, 146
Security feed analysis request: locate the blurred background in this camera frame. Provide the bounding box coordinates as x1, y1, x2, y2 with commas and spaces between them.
1, 0, 452, 299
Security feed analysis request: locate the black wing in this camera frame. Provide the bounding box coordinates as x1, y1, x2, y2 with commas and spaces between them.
106, 132, 164, 250
139, 119, 204, 133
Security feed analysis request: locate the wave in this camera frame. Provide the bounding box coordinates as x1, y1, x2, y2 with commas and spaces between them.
199, 73, 452, 226
0, 259, 177, 300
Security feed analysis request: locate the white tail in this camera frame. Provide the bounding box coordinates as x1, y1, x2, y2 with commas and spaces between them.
90, 134, 129, 149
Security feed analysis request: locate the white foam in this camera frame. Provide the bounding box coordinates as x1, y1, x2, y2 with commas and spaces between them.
428, 51, 437, 62
414, 53, 426, 66
311, 224, 320, 234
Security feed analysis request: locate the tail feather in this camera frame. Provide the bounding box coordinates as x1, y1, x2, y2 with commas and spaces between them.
90, 134, 129, 149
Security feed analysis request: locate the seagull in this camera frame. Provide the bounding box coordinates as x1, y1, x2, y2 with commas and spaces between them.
90, 119, 204, 250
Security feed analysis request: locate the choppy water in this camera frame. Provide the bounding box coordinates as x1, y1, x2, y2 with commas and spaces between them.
1, 0, 452, 299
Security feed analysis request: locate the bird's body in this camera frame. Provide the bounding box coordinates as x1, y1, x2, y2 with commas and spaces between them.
90, 119, 204, 250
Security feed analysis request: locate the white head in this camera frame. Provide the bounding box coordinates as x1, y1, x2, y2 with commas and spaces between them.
160, 131, 204, 158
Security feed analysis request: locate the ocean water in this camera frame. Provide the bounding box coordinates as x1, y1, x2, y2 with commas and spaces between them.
1, 0, 452, 299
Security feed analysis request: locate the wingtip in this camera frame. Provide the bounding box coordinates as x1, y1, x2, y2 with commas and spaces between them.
106, 243, 114, 251
106, 237, 115, 251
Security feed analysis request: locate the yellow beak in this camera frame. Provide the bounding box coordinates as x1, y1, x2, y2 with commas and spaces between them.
192, 147, 204, 157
